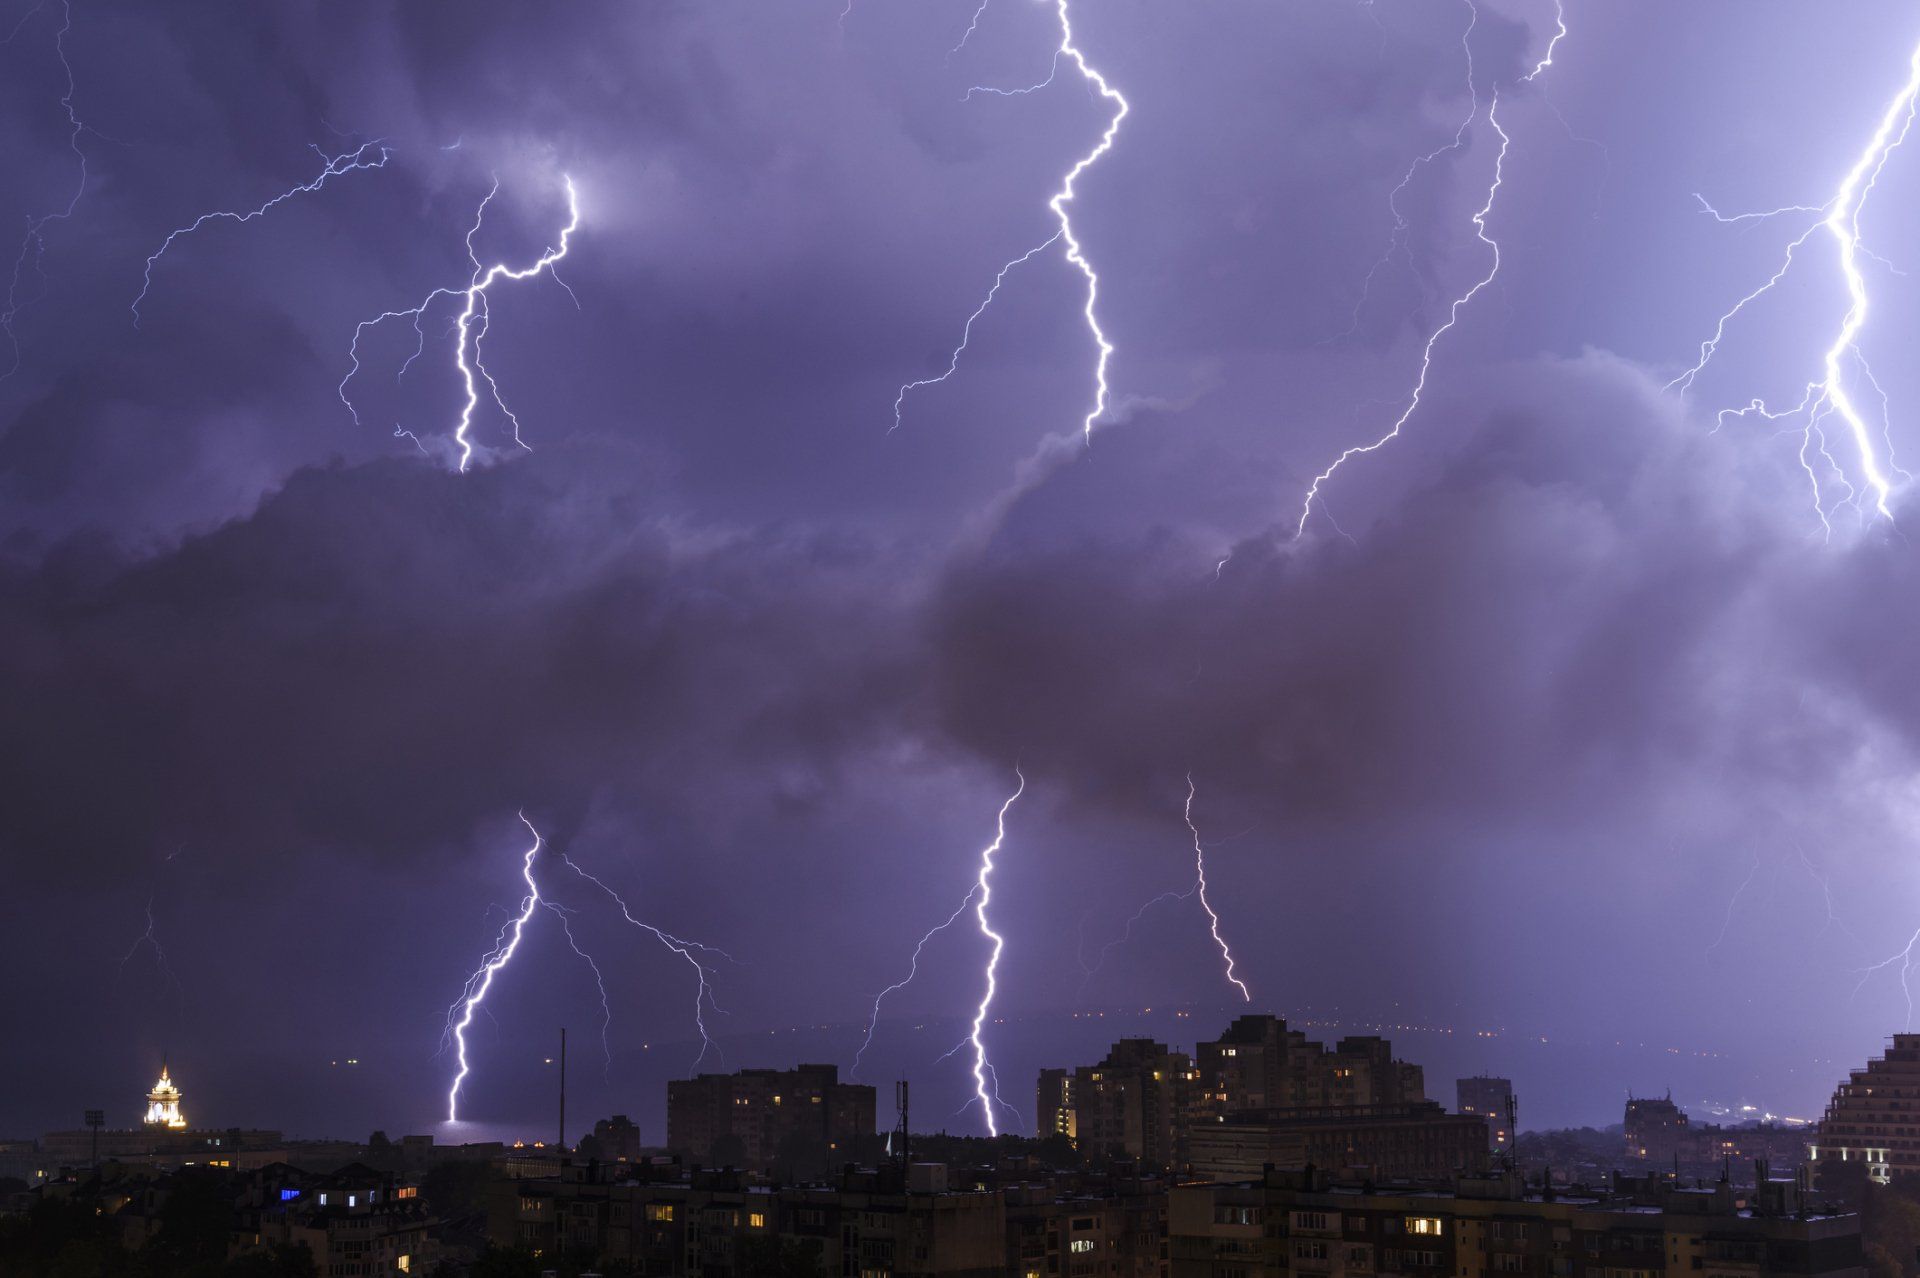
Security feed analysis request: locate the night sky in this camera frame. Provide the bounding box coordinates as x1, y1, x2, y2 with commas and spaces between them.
6, 0, 1920, 1146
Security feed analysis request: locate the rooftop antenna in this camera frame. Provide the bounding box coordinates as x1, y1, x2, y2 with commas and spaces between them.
558, 1027, 567, 1151
1504, 1091, 1519, 1172
894, 1079, 910, 1172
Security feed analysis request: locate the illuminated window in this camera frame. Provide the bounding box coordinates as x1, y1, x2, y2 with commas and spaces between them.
1070, 1239, 1095, 1254
396, 1186, 417, 1199
647, 1204, 676, 1222
750, 1212, 767, 1229
397, 1258, 411, 1274
1406, 1217, 1444, 1237
280, 1189, 302, 1202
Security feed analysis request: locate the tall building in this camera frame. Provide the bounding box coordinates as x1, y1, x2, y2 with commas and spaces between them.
1036, 1068, 1076, 1143
666, 1064, 875, 1174
1808, 1034, 1920, 1184
1457, 1077, 1514, 1153
1192, 1016, 1427, 1124
1052, 1039, 1198, 1169
143, 1062, 186, 1130
1044, 1018, 1465, 1179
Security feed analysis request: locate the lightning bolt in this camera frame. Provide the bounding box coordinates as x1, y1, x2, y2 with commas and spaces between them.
556, 850, 732, 1072
1297, 0, 1566, 537
444, 814, 544, 1122
951, 0, 992, 54
1706, 850, 1763, 958
889, 234, 1059, 433
853, 885, 980, 1076
966, 769, 1026, 1135
1, 0, 89, 383
1185, 774, 1250, 1001
894, 0, 1128, 443
1075, 884, 1194, 999
130, 140, 392, 326
544, 901, 614, 1073
118, 845, 185, 1005
1668, 34, 1920, 532
119, 891, 186, 1006
340, 174, 580, 470
1856, 927, 1920, 1030
1325, 0, 1479, 346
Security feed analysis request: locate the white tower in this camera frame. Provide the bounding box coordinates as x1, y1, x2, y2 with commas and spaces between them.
144, 1062, 187, 1130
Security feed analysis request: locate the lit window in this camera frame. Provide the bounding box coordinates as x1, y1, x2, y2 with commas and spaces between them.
1406, 1217, 1443, 1236
280, 1189, 302, 1202
750, 1212, 767, 1229
1070, 1239, 1095, 1254
648, 1204, 676, 1222
397, 1258, 411, 1274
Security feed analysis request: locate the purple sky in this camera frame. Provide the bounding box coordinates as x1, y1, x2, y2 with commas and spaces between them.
5, 0, 1920, 1144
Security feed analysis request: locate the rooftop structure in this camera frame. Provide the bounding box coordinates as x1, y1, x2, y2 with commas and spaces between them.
142, 1064, 186, 1131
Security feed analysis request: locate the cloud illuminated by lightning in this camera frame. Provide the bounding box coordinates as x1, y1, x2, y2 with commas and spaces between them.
893, 0, 1127, 443
1297, 0, 1565, 537
1185, 774, 1250, 1001
967, 769, 1026, 1135
444, 815, 544, 1122
558, 849, 733, 1072
130, 140, 392, 327
1, 0, 89, 383
340, 174, 580, 470
1668, 34, 1920, 531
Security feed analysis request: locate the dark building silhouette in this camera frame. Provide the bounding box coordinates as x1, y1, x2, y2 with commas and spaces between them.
1625, 1094, 1808, 1179
1457, 1076, 1514, 1153
1067, 1039, 1198, 1169
666, 1064, 874, 1175
1042, 1015, 1485, 1181
1188, 1101, 1491, 1182
584, 1113, 645, 1163
1170, 1166, 1863, 1278
1194, 1016, 1427, 1122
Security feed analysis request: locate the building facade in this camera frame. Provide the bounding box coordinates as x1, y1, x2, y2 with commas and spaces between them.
1061, 1039, 1199, 1169
1169, 1167, 1863, 1278
1047, 1018, 1465, 1179
665, 1064, 875, 1174
1187, 1103, 1490, 1183
1457, 1077, 1513, 1154
1193, 1017, 1428, 1125
491, 1164, 1005, 1277
1808, 1034, 1920, 1184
